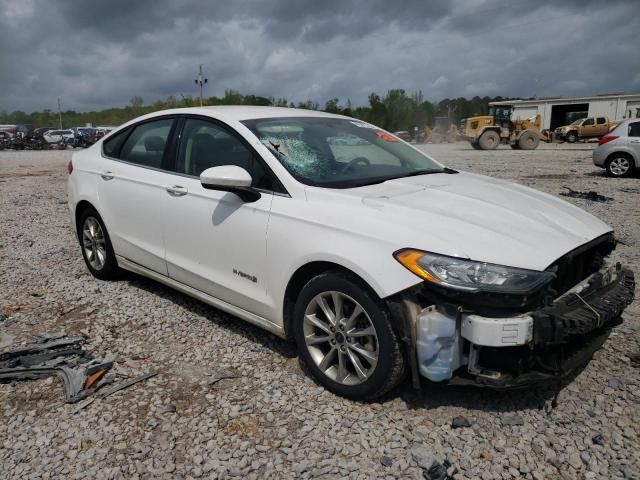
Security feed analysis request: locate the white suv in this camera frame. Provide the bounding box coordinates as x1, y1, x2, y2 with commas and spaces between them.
67, 107, 635, 399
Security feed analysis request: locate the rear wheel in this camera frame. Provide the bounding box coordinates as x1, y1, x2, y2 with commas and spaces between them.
566, 131, 577, 143
478, 130, 500, 150
606, 154, 634, 178
517, 131, 540, 150
293, 272, 405, 400
78, 207, 120, 280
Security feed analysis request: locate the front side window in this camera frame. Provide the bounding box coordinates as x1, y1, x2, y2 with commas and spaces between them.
629, 122, 640, 137
118, 118, 173, 168
241, 117, 445, 188
175, 118, 277, 191
583, 118, 594, 126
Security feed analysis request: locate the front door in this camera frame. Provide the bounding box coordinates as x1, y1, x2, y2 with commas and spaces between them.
163, 117, 279, 317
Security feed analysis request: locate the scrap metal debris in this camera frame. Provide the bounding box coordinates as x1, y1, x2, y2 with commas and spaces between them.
95, 372, 157, 399
0, 335, 112, 403
0, 335, 155, 405
207, 370, 241, 386
560, 186, 612, 202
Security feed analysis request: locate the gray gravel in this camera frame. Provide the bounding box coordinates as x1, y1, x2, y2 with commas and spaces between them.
1, 143, 639, 479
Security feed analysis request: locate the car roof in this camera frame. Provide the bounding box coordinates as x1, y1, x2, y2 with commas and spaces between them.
129, 106, 349, 124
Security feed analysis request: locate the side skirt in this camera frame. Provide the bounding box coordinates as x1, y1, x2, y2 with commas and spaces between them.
116, 255, 286, 339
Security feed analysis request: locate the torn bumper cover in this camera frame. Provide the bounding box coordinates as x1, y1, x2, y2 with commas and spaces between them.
399, 263, 635, 388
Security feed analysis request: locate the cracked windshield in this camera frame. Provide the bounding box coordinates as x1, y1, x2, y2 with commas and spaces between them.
242, 117, 444, 188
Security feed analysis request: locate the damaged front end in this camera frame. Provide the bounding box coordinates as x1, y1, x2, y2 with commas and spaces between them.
388, 234, 636, 389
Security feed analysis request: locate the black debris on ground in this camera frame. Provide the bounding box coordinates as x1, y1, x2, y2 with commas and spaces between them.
560, 186, 613, 202
451, 416, 471, 429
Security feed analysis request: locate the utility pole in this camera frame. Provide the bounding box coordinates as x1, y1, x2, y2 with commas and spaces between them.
57, 97, 63, 128
194, 65, 208, 107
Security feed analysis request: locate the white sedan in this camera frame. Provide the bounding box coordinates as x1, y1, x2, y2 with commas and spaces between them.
43, 129, 75, 143
67, 107, 634, 399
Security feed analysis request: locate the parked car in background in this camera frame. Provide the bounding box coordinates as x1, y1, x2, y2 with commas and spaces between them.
393, 131, 412, 142
593, 119, 640, 177
555, 116, 618, 143
43, 129, 75, 144
31, 127, 58, 140
67, 107, 634, 400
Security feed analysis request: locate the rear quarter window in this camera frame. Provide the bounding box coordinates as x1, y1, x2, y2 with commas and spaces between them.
629, 122, 640, 137
103, 128, 130, 158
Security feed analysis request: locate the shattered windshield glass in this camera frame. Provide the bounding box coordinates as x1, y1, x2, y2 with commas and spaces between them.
241, 117, 445, 188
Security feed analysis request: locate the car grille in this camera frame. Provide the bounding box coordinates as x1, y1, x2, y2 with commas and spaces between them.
546, 234, 616, 296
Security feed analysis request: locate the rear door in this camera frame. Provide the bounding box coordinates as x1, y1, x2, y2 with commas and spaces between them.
595, 117, 608, 136
97, 117, 176, 275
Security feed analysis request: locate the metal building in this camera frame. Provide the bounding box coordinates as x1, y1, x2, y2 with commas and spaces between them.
489, 93, 640, 132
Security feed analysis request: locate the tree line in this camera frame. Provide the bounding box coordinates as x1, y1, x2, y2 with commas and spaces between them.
0, 89, 512, 132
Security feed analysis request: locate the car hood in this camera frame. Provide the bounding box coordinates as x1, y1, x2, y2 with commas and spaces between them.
306, 172, 612, 271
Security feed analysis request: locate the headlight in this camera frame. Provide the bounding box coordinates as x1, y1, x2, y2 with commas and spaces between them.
394, 249, 554, 294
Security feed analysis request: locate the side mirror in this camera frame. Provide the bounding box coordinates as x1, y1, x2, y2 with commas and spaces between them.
200, 165, 261, 203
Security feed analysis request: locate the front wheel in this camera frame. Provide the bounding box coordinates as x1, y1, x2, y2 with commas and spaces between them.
517, 131, 540, 150
293, 272, 405, 400
566, 131, 577, 143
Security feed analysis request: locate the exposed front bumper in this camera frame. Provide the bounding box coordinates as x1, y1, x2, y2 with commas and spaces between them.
405, 263, 635, 388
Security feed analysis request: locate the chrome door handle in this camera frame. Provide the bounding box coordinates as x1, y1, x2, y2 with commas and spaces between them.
630, 139, 640, 143
101, 171, 114, 180
166, 185, 188, 196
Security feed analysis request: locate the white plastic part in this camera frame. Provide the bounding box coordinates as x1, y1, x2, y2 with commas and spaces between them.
415, 307, 465, 382
461, 314, 533, 347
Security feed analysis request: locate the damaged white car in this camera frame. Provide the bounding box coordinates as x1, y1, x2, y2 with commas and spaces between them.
67, 107, 635, 400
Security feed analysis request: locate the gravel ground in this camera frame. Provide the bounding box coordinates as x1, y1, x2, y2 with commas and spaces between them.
0, 143, 638, 480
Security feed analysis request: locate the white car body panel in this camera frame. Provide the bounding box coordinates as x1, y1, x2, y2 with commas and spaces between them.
163, 175, 275, 318
68, 106, 614, 335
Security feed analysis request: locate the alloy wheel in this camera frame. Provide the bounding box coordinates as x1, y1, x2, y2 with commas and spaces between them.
82, 216, 107, 270
303, 291, 379, 386
609, 157, 630, 176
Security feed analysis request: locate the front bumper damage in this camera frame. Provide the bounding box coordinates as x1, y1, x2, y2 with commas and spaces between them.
389, 263, 635, 389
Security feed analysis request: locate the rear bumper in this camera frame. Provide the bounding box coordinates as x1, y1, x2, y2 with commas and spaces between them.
592, 147, 608, 167
394, 263, 635, 388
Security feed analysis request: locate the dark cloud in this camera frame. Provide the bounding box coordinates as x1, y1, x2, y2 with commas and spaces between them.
0, 0, 638, 113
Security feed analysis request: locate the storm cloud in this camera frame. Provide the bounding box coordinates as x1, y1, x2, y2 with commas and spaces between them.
0, 0, 638, 112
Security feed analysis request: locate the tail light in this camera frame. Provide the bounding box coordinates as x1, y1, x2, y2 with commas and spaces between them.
598, 135, 618, 146
67, 160, 73, 174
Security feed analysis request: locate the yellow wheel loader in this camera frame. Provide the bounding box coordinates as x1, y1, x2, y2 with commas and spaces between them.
461, 106, 549, 150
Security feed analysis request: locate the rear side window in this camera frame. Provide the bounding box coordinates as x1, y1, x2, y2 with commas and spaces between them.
119, 119, 174, 169
629, 122, 640, 137
596, 117, 606, 125
103, 129, 130, 158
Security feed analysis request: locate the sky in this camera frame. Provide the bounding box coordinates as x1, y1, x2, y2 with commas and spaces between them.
1, 0, 638, 113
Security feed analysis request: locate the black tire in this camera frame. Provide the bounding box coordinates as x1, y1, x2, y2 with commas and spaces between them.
517, 131, 540, 150
478, 130, 500, 150
566, 131, 577, 143
606, 153, 634, 178
78, 207, 121, 280
470, 142, 481, 150
292, 271, 405, 400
